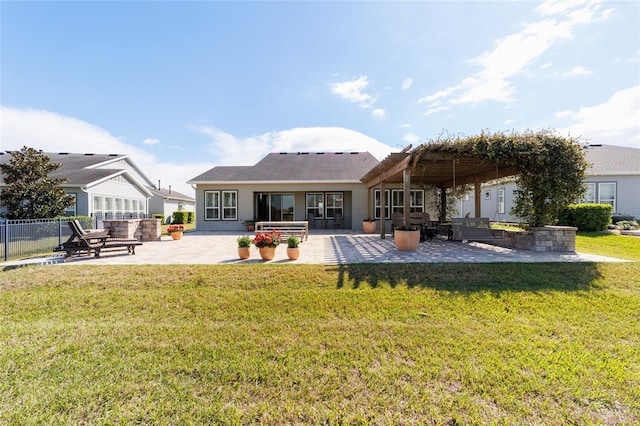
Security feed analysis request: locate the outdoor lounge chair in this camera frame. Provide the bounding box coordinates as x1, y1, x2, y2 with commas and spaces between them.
55, 220, 142, 259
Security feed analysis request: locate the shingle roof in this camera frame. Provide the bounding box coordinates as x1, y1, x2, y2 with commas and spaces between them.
149, 187, 195, 202
189, 152, 379, 182
584, 144, 640, 175
0, 152, 127, 186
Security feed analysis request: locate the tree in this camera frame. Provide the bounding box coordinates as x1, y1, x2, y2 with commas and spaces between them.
468, 130, 589, 227
0, 146, 76, 219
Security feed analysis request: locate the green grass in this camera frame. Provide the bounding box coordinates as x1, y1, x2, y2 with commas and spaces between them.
576, 231, 640, 261
1, 235, 639, 424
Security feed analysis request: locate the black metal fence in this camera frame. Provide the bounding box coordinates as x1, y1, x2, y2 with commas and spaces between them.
0, 215, 148, 261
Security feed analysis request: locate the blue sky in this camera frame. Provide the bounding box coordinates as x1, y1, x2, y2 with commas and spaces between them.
2, 0, 639, 195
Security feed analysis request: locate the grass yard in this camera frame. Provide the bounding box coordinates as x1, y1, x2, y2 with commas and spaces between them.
1, 236, 639, 424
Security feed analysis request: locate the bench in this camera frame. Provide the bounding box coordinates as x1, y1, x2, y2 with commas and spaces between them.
255, 221, 308, 242
451, 217, 505, 244
54, 220, 143, 259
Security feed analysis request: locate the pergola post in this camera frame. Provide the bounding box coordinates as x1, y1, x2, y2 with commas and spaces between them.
439, 184, 447, 222
403, 168, 411, 227
379, 180, 386, 239
474, 176, 482, 218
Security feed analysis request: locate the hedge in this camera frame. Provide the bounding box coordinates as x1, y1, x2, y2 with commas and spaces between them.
557, 204, 613, 231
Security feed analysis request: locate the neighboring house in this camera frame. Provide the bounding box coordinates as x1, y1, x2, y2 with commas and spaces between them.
0, 151, 194, 220
148, 186, 195, 224
477, 144, 640, 221
188, 152, 388, 231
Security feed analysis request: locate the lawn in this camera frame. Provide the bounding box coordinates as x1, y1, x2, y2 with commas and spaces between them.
1, 236, 639, 424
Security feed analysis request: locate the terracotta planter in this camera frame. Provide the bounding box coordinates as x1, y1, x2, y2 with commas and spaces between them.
394, 229, 420, 251
171, 231, 183, 240
362, 220, 377, 234
258, 246, 276, 261
238, 247, 251, 260
286, 247, 300, 260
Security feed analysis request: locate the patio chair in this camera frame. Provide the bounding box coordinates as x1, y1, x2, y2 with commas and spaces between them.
391, 212, 404, 234
307, 212, 315, 229
332, 213, 343, 229
55, 220, 142, 259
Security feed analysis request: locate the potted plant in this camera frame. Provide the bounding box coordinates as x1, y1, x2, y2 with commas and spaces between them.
286, 236, 300, 260
167, 224, 185, 240
362, 218, 377, 234
394, 225, 420, 251
252, 230, 281, 261
237, 236, 252, 259
242, 219, 256, 232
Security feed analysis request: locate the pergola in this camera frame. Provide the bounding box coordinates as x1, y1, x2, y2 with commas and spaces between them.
360, 144, 519, 238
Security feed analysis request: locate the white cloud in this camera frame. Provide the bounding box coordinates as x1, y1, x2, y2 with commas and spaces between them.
423, 106, 450, 116
142, 137, 160, 146
402, 133, 420, 144
0, 106, 202, 195
561, 66, 592, 76
400, 123, 412, 128
330, 75, 376, 108
402, 78, 413, 91
190, 125, 395, 165
418, 0, 610, 110
371, 108, 387, 120
554, 85, 640, 148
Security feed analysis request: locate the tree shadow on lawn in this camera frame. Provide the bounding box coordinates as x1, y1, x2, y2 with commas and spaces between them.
333, 263, 603, 292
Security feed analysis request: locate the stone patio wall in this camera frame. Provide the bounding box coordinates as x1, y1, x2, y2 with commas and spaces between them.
500, 226, 577, 252
103, 219, 161, 242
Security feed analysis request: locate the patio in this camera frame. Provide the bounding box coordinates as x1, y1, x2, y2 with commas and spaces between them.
2, 230, 627, 268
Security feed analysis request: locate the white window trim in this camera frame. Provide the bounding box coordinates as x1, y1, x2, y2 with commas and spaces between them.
204, 190, 238, 221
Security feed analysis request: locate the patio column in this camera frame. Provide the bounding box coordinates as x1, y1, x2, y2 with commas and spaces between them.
380, 181, 386, 239
403, 168, 411, 227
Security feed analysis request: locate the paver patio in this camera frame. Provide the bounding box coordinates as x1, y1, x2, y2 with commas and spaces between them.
2, 230, 629, 268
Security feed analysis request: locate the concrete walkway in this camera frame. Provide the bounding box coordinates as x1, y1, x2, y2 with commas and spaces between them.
2, 230, 630, 268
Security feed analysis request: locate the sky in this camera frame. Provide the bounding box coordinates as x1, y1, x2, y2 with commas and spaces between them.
1, 0, 639, 196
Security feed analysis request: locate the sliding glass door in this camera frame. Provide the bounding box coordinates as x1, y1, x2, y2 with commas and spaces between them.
256, 193, 294, 221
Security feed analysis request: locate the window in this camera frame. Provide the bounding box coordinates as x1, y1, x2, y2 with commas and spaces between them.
498, 188, 505, 214
205, 190, 237, 220
374, 189, 424, 218
93, 196, 103, 217
64, 193, 77, 216
205, 191, 220, 220
325, 192, 343, 219
124, 199, 131, 213
374, 190, 390, 219
409, 190, 424, 213
306, 193, 324, 218
598, 182, 616, 210
582, 183, 596, 203
222, 191, 237, 220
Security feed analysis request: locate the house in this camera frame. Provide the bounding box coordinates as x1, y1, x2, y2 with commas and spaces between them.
148, 186, 195, 224
476, 144, 640, 222
188, 152, 388, 231
0, 151, 194, 220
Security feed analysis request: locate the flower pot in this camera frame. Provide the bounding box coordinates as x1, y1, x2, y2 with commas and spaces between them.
286, 247, 300, 260
362, 220, 376, 234
258, 246, 276, 261
171, 231, 183, 240
394, 229, 420, 251
238, 247, 251, 260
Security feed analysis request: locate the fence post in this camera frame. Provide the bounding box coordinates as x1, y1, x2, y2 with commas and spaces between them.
3, 221, 9, 261
58, 217, 63, 248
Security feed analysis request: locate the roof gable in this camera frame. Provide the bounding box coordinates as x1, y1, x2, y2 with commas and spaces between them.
189, 152, 379, 183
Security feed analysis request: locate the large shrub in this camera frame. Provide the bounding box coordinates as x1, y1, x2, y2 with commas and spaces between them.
557, 204, 612, 231
172, 211, 188, 224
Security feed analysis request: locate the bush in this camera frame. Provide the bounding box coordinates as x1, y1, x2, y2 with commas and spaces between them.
172, 211, 188, 224
187, 211, 194, 223
152, 214, 165, 224
557, 204, 612, 231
